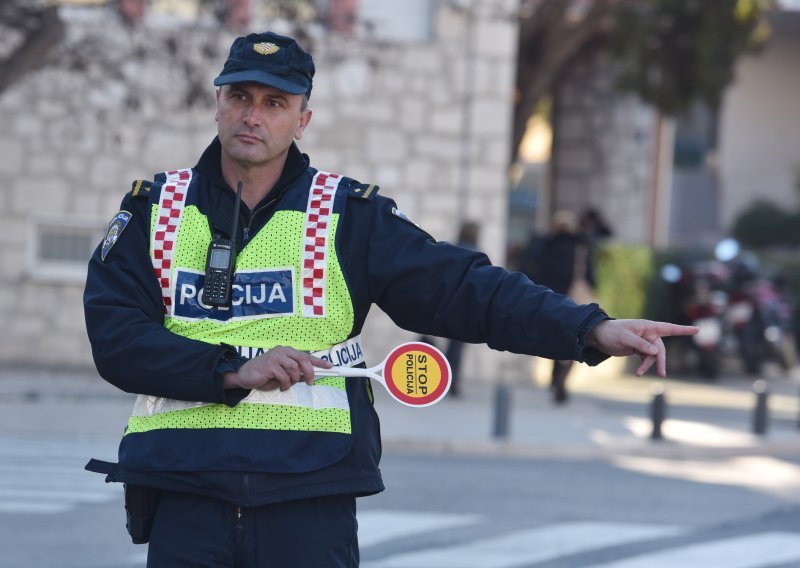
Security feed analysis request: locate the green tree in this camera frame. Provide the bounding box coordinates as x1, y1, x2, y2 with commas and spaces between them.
514, 0, 772, 155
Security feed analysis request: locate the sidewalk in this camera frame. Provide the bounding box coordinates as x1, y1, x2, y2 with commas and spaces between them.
373, 367, 800, 461
2, 364, 800, 461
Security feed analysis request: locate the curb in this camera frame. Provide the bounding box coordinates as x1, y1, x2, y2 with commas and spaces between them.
381, 435, 800, 462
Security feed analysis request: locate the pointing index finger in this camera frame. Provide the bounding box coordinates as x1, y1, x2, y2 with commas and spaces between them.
651, 322, 699, 338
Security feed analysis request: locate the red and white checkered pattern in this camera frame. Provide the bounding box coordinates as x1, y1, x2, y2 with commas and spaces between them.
302, 171, 341, 317
151, 169, 192, 314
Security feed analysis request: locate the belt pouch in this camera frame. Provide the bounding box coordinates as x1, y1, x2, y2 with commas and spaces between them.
124, 484, 160, 544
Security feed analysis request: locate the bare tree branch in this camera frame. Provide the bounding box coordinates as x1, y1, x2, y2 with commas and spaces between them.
0, 4, 65, 96
512, 0, 618, 156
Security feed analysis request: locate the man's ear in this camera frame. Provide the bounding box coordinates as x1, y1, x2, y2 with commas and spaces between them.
294, 108, 313, 140
214, 88, 221, 122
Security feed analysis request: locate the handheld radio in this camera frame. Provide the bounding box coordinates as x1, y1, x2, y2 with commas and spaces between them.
203, 182, 242, 308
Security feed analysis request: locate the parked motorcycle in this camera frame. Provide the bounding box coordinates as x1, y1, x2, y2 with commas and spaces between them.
726, 268, 796, 374
661, 261, 727, 378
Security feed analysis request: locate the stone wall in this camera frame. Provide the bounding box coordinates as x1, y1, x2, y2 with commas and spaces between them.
549, 52, 659, 245
0, 1, 524, 383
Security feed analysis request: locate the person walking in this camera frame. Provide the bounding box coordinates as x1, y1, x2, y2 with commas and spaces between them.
444, 220, 480, 397
533, 211, 596, 403
84, 31, 696, 566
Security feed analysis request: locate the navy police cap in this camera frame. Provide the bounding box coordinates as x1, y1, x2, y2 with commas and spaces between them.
214, 32, 315, 99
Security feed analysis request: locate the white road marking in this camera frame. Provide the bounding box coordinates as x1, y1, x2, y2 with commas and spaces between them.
358, 510, 481, 548
589, 532, 800, 568
0, 435, 118, 515
363, 521, 683, 567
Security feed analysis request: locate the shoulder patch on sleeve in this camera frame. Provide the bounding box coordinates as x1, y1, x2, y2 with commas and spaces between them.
346, 181, 380, 201
101, 210, 133, 262
391, 206, 422, 229
129, 179, 152, 198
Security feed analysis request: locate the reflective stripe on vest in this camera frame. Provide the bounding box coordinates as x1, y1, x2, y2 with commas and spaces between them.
129, 336, 363, 421
301, 172, 342, 317
151, 169, 192, 314
132, 170, 357, 436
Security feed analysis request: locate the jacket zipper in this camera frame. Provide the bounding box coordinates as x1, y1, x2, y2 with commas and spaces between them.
241, 198, 277, 246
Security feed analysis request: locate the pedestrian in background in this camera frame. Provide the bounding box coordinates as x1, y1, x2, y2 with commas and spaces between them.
84, 31, 697, 566
532, 211, 596, 403
580, 207, 613, 243
445, 220, 480, 397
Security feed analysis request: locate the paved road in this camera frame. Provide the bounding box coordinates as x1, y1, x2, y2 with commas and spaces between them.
0, 435, 799, 567
2, 364, 800, 566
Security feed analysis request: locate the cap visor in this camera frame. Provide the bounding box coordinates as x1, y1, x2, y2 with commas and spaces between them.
213, 71, 306, 95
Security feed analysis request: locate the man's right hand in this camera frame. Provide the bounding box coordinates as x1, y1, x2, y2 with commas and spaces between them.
224, 346, 333, 391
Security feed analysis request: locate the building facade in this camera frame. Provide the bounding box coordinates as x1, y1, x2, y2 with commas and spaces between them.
0, 0, 523, 380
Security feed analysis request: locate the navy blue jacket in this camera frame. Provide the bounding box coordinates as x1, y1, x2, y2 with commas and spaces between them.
84, 138, 609, 505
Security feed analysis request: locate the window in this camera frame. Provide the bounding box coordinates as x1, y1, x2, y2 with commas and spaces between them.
29, 221, 105, 282
358, 0, 434, 41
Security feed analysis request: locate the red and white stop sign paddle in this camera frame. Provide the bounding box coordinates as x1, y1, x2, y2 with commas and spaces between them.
314, 342, 451, 407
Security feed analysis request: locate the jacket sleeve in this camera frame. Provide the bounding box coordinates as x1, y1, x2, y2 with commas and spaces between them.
364, 198, 610, 363
83, 191, 248, 403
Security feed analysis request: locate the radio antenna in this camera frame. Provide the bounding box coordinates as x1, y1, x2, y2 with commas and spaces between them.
231, 182, 243, 242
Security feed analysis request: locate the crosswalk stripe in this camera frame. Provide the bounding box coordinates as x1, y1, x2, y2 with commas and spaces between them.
358, 510, 481, 548
0, 502, 72, 514
362, 521, 683, 568
588, 532, 800, 568
0, 488, 116, 502
0, 435, 119, 515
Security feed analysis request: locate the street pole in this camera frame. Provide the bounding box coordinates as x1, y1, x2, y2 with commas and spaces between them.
650, 382, 666, 441
753, 379, 769, 436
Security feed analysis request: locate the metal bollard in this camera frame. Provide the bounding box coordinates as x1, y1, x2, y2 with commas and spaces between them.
753, 380, 769, 436
492, 383, 511, 439
650, 383, 666, 441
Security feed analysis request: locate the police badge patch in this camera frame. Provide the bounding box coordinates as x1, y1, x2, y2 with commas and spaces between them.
101, 210, 132, 261
391, 207, 422, 229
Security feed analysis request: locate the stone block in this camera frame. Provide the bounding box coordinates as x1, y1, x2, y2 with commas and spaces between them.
414, 135, 461, 162
558, 115, 588, 141
2, 217, 27, 248
403, 46, 442, 76
13, 115, 44, 137
468, 167, 506, 194
558, 147, 595, 173
431, 106, 462, 135
404, 158, 434, 187
471, 98, 512, 136
88, 155, 122, 188
365, 129, 408, 162
399, 99, 427, 132
14, 178, 69, 213
435, 4, 468, 43
374, 165, 402, 187
332, 60, 373, 98
474, 20, 517, 59
0, 138, 25, 174
374, 63, 407, 93
362, 99, 396, 124
429, 163, 458, 188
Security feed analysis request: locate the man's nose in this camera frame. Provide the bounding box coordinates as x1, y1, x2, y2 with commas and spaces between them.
243, 105, 261, 126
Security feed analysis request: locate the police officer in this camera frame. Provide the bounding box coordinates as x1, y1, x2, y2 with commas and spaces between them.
84, 31, 696, 567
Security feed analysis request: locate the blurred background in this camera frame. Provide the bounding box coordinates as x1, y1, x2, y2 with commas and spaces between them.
3, 2, 800, 567
1, 0, 799, 383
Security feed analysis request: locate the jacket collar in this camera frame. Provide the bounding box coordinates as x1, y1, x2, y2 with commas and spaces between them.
195, 136, 310, 207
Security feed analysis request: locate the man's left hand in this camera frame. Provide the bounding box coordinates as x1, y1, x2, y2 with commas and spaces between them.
586, 319, 699, 377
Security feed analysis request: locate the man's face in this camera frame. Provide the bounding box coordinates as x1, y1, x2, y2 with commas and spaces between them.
215, 83, 311, 169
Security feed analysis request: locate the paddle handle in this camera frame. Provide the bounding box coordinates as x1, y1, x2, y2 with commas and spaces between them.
313, 365, 381, 381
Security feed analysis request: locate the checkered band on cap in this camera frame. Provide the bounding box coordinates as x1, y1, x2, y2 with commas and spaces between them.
301, 171, 341, 318
151, 169, 192, 314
